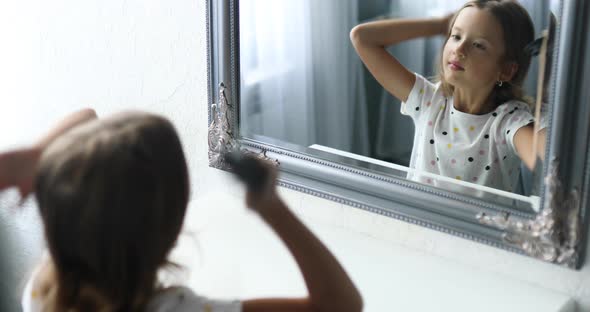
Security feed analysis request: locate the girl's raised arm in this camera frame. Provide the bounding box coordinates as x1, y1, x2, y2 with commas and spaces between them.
350, 16, 450, 102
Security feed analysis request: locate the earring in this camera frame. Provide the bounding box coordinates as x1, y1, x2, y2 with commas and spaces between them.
496, 80, 503, 87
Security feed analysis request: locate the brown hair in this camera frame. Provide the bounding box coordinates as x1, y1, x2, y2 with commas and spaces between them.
438, 0, 535, 107
34, 112, 190, 311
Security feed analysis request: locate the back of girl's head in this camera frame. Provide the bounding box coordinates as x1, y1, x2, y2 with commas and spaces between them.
439, 0, 535, 106
34, 111, 190, 311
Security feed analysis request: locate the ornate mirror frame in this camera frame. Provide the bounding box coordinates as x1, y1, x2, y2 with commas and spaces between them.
206, 0, 590, 268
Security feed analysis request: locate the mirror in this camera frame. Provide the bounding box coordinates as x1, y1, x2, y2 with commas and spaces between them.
238, 0, 556, 212
208, 0, 589, 268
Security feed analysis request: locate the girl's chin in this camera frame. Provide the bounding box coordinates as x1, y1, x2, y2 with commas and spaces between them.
444, 75, 461, 85
445, 77, 470, 90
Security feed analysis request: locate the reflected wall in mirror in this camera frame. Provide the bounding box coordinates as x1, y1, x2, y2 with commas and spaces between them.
239, 0, 556, 211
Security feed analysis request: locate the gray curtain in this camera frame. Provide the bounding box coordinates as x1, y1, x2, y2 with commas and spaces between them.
309, 0, 370, 155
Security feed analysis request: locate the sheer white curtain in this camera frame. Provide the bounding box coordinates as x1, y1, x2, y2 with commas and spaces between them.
240, 0, 369, 154
240, 0, 315, 145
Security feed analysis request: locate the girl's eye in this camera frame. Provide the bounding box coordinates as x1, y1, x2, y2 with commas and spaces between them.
451, 34, 461, 41
473, 42, 486, 50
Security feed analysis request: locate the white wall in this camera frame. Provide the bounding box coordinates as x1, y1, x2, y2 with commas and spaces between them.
0, 0, 588, 311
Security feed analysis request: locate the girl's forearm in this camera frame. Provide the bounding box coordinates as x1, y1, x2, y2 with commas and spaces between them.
259, 199, 362, 312
351, 17, 447, 48
536, 128, 547, 161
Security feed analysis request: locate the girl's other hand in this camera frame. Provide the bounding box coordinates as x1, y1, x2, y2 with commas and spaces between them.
439, 13, 454, 35
0, 147, 41, 199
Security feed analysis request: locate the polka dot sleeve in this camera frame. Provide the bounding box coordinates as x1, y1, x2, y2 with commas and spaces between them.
400, 73, 438, 121
21, 268, 42, 312
503, 102, 535, 155
145, 287, 241, 312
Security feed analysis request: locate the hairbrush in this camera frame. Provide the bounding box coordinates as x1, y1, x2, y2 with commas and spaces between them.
223, 151, 270, 193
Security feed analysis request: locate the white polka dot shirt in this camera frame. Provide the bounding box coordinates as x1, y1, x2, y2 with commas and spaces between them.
401, 73, 534, 193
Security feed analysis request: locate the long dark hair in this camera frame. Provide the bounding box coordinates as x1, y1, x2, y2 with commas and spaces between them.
34, 112, 190, 311
438, 0, 535, 107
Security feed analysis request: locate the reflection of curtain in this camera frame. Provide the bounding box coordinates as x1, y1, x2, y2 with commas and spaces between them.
519, 0, 550, 100
240, 0, 369, 155
240, 0, 315, 145
309, 1, 369, 154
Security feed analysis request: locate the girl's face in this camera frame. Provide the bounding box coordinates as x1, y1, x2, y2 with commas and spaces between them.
442, 7, 511, 92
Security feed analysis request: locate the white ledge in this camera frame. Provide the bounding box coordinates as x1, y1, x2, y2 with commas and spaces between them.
169, 194, 573, 312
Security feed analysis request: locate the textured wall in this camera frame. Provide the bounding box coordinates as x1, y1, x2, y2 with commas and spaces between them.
0, 0, 589, 311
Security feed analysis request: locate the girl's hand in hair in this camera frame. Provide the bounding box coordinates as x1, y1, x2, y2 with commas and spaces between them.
0, 147, 42, 199
439, 12, 454, 35
0, 108, 97, 201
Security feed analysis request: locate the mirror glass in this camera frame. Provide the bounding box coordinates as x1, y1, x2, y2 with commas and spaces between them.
239, 0, 559, 213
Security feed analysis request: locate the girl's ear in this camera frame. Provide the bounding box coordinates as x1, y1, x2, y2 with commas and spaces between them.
500, 62, 519, 82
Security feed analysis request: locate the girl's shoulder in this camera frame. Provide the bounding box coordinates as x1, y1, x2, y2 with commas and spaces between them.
493, 100, 535, 144
489, 100, 533, 124
402, 74, 447, 118
146, 286, 241, 312
405, 73, 446, 103
415, 73, 444, 94
495, 100, 532, 114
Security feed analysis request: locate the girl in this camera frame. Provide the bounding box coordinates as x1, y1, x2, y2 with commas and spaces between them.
350, 0, 543, 193
0, 109, 362, 312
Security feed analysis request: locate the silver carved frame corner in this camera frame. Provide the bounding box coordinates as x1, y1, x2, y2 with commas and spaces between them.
476, 0, 590, 268
477, 162, 581, 267
207, 82, 275, 170
208, 83, 238, 169
206, 0, 590, 269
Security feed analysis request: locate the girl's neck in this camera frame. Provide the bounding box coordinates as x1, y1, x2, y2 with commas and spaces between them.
452, 87, 495, 115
